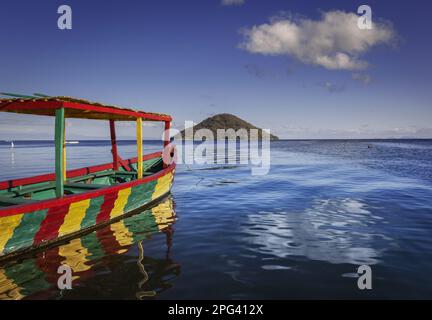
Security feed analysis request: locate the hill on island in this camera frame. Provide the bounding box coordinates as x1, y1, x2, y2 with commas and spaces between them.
176, 113, 279, 141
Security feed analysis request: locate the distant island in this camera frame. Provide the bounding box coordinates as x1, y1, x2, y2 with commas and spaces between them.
176, 113, 279, 141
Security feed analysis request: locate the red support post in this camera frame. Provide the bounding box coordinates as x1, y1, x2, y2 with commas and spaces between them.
109, 120, 119, 171
163, 121, 171, 168
164, 121, 171, 148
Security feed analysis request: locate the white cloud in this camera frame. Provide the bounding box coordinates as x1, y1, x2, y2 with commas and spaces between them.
239, 11, 396, 70
222, 0, 245, 6
352, 73, 371, 84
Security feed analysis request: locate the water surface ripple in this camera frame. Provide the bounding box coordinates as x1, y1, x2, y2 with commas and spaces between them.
0, 139, 431, 299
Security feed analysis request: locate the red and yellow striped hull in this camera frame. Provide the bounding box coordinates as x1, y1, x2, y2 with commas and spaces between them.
0, 196, 178, 300
0, 157, 175, 259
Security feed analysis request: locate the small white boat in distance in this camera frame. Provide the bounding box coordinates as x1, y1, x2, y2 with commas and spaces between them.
10, 141, 14, 148
65, 141, 79, 144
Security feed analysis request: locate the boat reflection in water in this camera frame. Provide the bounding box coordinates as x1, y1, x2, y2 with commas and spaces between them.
0, 196, 179, 300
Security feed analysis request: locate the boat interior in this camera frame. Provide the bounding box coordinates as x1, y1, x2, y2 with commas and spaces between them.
0, 155, 164, 208
0, 94, 173, 210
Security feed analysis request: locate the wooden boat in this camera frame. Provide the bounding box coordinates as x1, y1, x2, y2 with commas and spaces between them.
0, 196, 179, 300
0, 95, 176, 259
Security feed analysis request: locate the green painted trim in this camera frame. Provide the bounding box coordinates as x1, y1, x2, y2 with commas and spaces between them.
4, 210, 48, 255
54, 108, 65, 198
80, 196, 105, 229
123, 180, 157, 213
3, 258, 51, 296
123, 208, 158, 243
32, 93, 51, 97
80, 231, 105, 260
0, 92, 36, 99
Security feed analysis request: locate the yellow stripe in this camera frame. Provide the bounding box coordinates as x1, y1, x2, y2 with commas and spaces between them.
152, 172, 173, 200
0, 214, 24, 255
58, 238, 91, 273
110, 220, 134, 248
63, 125, 66, 180
58, 199, 91, 236
110, 187, 132, 219
151, 198, 176, 231
0, 269, 24, 300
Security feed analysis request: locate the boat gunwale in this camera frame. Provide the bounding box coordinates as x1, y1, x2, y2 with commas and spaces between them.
0, 157, 175, 217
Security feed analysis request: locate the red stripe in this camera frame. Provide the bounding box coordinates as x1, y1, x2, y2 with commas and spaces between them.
96, 192, 118, 224
63, 101, 172, 122
33, 204, 70, 244
117, 155, 132, 172
35, 246, 62, 284
96, 227, 124, 256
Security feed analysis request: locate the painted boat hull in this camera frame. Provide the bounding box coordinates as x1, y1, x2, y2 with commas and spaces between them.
0, 196, 178, 300
0, 157, 176, 259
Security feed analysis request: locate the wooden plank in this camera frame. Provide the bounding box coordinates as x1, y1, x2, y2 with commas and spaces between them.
117, 155, 132, 172
114, 171, 137, 176
64, 183, 107, 190
137, 118, 143, 179
164, 121, 171, 148
66, 171, 115, 183
63, 122, 67, 180
14, 182, 56, 197
0, 196, 36, 205
163, 121, 171, 168
109, 120, 119, 171
55, 108, 65, 198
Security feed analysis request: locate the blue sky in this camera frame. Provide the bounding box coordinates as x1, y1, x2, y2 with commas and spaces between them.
1, 0, 431, 139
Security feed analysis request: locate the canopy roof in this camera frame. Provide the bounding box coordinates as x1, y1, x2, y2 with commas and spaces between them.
0, 96, 171, 122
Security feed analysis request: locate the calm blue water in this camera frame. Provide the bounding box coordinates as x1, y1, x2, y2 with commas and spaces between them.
0, 139, 431, 299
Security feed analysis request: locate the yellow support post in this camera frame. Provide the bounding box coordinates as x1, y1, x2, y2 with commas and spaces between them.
63, 124, 67, 181
136, 117, 143, 179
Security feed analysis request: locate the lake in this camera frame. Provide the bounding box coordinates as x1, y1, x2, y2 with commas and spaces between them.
0, 139, 431, 299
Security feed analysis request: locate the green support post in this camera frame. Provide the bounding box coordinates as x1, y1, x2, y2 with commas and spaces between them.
55, 108, 65, 198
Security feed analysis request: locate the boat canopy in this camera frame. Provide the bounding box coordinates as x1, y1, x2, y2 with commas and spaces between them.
0, 96, 171, 122
0, 94, 172, 198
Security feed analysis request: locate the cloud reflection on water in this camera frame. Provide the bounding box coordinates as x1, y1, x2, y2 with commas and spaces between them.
241, 198, 393, 265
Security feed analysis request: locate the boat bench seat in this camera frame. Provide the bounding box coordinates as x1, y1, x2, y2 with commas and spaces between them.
64, 183, 107, 190
113, 171, 152, 177
67, 171, 115, 183
0, 195, 36, 206
1, 173, 112, 198
0, 182, 57, 198
114, 171, 137, 176
143, 158, 162, 170
0, 164, 160, 204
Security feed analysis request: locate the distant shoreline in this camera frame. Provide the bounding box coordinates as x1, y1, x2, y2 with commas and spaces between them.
1, 138, 432, 143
